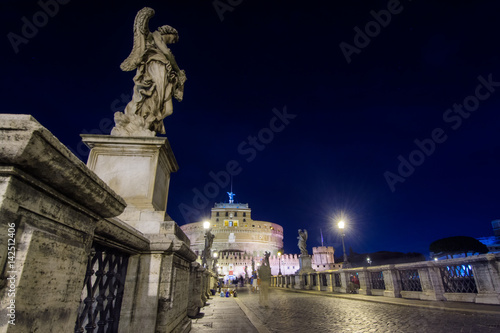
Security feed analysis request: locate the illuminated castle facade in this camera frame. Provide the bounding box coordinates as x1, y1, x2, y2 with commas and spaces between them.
180, 193, 337, 280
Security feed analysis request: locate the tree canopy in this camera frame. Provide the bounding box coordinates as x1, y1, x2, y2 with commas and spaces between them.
345, 251, 425, 266
429, 236, 489, 259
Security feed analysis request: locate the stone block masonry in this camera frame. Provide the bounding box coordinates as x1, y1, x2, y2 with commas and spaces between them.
0, 114, 126, 332
0, 115, 201, 333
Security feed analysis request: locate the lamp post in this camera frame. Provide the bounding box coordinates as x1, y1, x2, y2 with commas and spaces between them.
278, 251, 282, 276
367, 257, 371, 266
338, 220, 348, 265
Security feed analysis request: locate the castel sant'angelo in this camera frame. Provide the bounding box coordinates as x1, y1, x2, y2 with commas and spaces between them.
181, 192, 338, 281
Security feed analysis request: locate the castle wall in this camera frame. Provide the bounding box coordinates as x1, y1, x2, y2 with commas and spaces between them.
181, 219, 284, 257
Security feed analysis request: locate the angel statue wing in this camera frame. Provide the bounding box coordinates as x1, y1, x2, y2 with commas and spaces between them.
120, 7, 155, 71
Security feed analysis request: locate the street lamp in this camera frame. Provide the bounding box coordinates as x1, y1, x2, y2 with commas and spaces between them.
367, 257, 371, 266
277, 251, 282, 276
338, 220, 348, 264
203, 220, 211, 230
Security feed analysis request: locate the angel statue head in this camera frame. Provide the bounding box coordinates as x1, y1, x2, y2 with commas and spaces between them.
111, 7, 187, 137
157, 25, 179, 43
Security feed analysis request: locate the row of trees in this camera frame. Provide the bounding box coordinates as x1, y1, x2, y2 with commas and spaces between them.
336, 248, 425, 266
335, 236, 489, 265
429, 236, 488, 259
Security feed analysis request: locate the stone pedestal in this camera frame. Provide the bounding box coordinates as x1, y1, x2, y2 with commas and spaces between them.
81, 134, 196, 333
294, 255, 315, 290
81, 135, 179, 234
297, 255, 315, 273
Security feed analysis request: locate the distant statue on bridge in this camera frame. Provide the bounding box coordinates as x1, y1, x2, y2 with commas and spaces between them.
202, 230, 215, 267
258, 252, 272, 307
251, 258, 256, 278
297, 229, 308, 256
112, 7, 186, 137
205, 231, 215, 253
263, 251, 271, 266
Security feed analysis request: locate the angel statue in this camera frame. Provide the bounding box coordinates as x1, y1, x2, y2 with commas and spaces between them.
263, 251, 271, 266
297, 229, 308, 256
205, 230, 215, 253
111, 7, 187, 137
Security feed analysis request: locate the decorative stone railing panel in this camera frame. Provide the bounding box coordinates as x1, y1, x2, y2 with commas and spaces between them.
271, 253, 500, 305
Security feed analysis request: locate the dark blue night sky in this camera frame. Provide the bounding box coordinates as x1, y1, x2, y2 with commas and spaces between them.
2, 0, 499, 257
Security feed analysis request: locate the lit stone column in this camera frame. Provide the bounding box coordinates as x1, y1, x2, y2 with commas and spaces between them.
313, 273, 321, 291
418, 264, 445, 301
357, 268, 372, 295
339, 270, 349, 293
327, 272, 335, 292
382, 265, 401, 298
472, 254, 500, 304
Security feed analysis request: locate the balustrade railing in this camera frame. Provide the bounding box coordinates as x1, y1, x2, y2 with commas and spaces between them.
334, 273, 342, 287
270, 254, 500, 304
399, 269, 422, 292
370, 271, 385, 290
75, 244, 129, 333
321, 274, 328, 287
439, 264, 477, 293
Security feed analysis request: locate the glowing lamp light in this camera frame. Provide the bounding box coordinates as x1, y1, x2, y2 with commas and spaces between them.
213, 252, 218, 258
203, 221, 210, 229
338, 220, 345, 229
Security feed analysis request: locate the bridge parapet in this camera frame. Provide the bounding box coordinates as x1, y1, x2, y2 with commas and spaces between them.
271, 253, 500, 305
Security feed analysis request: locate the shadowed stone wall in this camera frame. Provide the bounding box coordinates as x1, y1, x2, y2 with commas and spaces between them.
0, 115, 198, 333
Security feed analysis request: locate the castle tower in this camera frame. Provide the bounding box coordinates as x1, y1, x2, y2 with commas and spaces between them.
181, 192, 284, 280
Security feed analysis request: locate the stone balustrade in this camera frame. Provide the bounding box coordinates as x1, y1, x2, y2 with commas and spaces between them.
270, 254, 500, 305
0, 115, 215, 333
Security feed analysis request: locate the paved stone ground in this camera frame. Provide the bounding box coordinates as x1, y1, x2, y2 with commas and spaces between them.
190, 293, 260, 333
191, 287, 500, 333
236, 288, 500, 333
